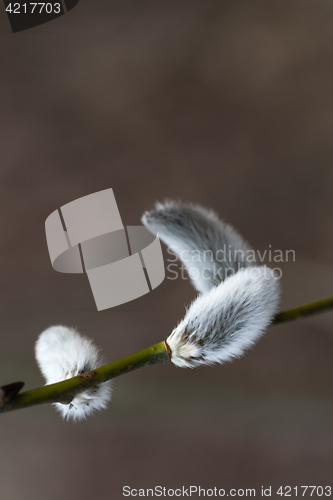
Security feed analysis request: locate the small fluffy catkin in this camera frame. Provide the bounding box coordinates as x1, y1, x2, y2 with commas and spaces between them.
35, 326, 111, 420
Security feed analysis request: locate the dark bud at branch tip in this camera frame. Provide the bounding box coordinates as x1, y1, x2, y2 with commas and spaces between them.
0, 381, 25, 405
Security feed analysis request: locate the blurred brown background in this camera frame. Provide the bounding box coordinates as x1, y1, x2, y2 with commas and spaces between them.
0, 0, 333, 498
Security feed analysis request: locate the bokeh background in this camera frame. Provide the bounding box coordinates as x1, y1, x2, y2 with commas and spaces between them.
0, 1, 333, 498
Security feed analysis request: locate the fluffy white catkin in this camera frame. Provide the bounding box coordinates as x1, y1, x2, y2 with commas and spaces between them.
166, 266, 280, 368
142, 200, 254, 293
35, 326, 112, 420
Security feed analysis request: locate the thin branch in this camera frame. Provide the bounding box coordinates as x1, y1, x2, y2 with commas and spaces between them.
1, 296, 333, 415
0, 342, 169, 414
273, 296, 333, 324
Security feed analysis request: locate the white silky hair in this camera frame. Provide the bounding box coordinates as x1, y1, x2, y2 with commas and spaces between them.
35, 326, 111, 421
166, 266, 281, 368
142, 200, 281, 368
142, 200, 255, 293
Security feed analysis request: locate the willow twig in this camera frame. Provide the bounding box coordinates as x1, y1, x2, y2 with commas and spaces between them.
273, 296, 333, 324
1, 296, 333, 415
0, 342, 169, 414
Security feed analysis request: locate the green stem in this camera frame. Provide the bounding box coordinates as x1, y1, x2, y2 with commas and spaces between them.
273, 296, 333, 325
1, 295, 333, 415
0, 341, 169, 414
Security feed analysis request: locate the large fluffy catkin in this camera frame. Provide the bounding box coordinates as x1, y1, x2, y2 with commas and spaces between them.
142, 200, 254, 293
166, 266, 280, 368
142, 199, 281, 367
35, 326, 111, 420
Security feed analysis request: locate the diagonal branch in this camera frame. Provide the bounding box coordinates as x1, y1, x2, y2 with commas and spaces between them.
1, 296, 333, 415
0, 342, 169, 414
273, 296, 333, 324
